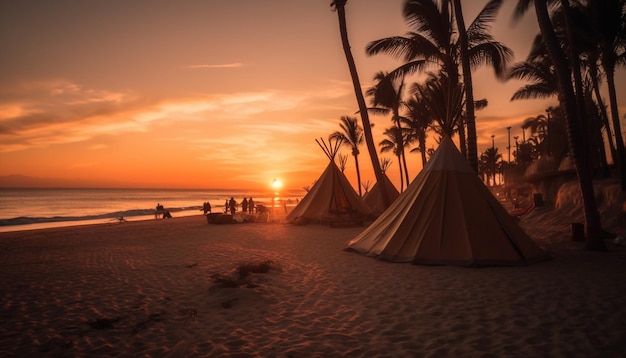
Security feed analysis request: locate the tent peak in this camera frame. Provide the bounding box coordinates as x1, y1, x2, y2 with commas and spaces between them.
315, 137, 342, 161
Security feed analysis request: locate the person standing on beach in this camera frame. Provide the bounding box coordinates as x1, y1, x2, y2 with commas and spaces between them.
248, 198, 255, 214
242, 198, 248, 214
224, 199, 229, 213
228, 197, 237, 215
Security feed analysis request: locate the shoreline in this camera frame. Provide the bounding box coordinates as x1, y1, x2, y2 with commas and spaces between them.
0, 202, 299, 234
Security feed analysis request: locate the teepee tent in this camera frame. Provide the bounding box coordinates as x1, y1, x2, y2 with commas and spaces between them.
287, 138, 371, 224
347, 136, 550, 267
364, 160, 400, 216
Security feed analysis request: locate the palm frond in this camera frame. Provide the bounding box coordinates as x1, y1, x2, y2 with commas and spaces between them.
469, 42, 514, 78
404, 0, 452, 48
510, 84, 558, 101
367, 107, 391, 116
512, 0, 533, 23
467, 0, 503, 38
366, 36, 419, 60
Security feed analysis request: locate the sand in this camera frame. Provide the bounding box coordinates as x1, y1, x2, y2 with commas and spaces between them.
1, 189, 626, 357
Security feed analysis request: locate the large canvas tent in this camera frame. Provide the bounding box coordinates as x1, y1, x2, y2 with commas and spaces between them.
347, 136, 550, 267
364, 173, 400, 216
287, 139, 371, 225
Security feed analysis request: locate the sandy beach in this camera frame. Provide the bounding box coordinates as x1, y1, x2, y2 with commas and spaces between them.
1, 186, 626, 357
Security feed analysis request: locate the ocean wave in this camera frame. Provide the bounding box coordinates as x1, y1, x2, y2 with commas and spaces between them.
0, 205, 203, 226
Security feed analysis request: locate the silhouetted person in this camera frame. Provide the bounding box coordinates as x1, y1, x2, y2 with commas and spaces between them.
242, 198, 248, 213
228, 197, 237, 215
155, 203, 164, 219
202, 201, 212, 214
248, 198, 255, 214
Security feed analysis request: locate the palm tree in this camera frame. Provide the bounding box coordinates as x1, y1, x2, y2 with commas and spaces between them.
585, 0, 626, 191
508, 35, 560, 101
513, 0, 605, 251
379, 127, 405, 191
403, 93, 434, 169
366, 0, 512, 172
515, 140, 537, 170
330, 116, 364, 196
452, 0, 476, 164
562, 5, 619, 164
411, 72, 465, 138
585, 45, 617, 163
366, 71, 410, 186
508, 33, 606, 170
331, 0, 390, 207
480, 147, 502, 186
522, 114, 549, 154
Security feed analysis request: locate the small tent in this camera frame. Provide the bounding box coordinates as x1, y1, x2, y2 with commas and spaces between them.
287, 138, 371, 225
347, 136, 550, 266
364, 173, 400, 216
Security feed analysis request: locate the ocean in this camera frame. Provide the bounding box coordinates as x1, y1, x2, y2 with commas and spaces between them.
0, 188, 306, 233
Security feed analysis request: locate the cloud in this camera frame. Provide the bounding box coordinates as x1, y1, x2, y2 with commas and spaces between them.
0, 78, 342, 154
0, 80, 150, 152
185, 63, 245, 69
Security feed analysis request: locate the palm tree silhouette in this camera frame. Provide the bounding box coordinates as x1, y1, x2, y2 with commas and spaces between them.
508, 35, 559, 101
403, 92, 434, 170
331, 0, 390, 207
366, 0, 512, 172
584, 0, 626, 191
411, 72, 464, 138
513, 0, 605, 251
481, 147, 502, 186
366, 71, 410, 187
330, 116, 365, 196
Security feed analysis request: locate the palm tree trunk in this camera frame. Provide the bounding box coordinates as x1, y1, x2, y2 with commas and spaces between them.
590, 65, 617, 163
397, 153, 404, 192
560, 0, 605, 176
453, 0, 478, 173
534, 0, 605, 251
334, 2, 390, 208
353, 154, 362, 196
419, 136, 427, 168
401, 144, 410, 188
605, 68, 626, 191
393, 113, 410, 190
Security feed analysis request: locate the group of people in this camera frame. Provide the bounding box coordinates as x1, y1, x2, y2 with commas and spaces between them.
155, 203, 172, 219
202, 201, 212, 214
223, 197, 255, 215
201, 197, 269, 217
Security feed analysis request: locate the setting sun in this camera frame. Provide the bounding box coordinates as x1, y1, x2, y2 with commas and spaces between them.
272, 178, 283, 190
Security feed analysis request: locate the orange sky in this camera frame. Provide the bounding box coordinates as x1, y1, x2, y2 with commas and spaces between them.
1, 0, 624, 191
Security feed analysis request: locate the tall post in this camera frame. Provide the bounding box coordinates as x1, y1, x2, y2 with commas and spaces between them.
507, 126, 512, 163
545, 107, 551, 157
491, 135, 495, 186
513, 136, 519, 164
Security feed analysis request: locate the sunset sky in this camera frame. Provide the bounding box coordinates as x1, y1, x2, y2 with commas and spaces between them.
1, 0, 624, 191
